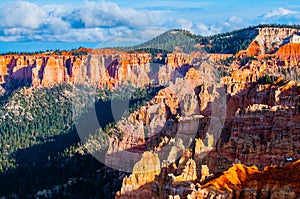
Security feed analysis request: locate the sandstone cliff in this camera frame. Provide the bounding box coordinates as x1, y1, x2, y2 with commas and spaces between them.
276, 43, 300, 66
252, 27, 300, 55
1, 26, 300, 199
188, 159, 300, 199
115, 43, 300, 198
0, 52, 151, 89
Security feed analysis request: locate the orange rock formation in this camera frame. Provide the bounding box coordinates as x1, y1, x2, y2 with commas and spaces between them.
188, 160, 300, 198
276, 43, 300, 66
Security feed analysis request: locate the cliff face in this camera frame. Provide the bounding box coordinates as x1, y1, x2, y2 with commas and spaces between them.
167, 53, 192, 67
0, 52, 151, 89
1, 26, 300, 199
188, 159, 300, 199
116, 152, 161, 199
276, 43, 300, 66
0, 50, 237, 91
116, 84, 300, 199
115, 42, 300, 198
252, 27, 299, 55
246, 41, 261, 57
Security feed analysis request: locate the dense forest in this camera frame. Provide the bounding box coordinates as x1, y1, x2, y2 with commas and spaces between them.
119, 24, 300, 55
0, 84, 162, 198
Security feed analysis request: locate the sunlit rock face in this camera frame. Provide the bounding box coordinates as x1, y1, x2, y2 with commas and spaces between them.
0, 52, 152, 89
254, 27, 300, 55
2, 26, 300, 199
187, 159, 300, 199
116, 151, 161, 199
167, 53, 192, 68
276, 43, 300, 66
0, 50, 221, 91
114, 45, 300, 198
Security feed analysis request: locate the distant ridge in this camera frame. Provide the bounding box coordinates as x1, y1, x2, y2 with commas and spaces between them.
2, 24, 300, 55
119, 24, 300, 54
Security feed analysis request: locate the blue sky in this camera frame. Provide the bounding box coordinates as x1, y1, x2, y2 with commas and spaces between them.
1, 0, 300, 52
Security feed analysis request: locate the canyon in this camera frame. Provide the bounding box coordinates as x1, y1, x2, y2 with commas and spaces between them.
1, 26, 300, 199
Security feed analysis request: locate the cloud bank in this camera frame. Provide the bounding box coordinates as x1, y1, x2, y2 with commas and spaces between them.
0, 1, 299, 43
263, 7, 298, 18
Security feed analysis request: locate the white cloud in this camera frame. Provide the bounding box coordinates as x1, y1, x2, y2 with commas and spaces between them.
172, 15, 245, 36
0, 1, 165, 42
263, 7, 298, 18
227, 16, 243, 26
1, 1, 299, 45
221, 16, 247, 33
44, 17, 71, 34
0, 1, 47, 29
0, 35, 25, 42
61, 1, 161, 29
195, 23, 222, 36
176, 19, 193, 30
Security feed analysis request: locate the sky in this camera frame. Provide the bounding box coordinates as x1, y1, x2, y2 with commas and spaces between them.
1, 0, 300, 52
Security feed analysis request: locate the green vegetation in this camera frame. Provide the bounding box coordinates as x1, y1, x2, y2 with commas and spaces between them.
199, 29, 258, 54
129, 48, 170, 64
118, 29, 199, 54
239, 56, 257, 66
0, 85, 75, 171
0, 84, 161, 171
119, 24, 300, 55
257, 74, 279, 85
0, 83, 163, 198
256, 23, 300, 29
3, 24, 300, 56
220, 56, 235, 66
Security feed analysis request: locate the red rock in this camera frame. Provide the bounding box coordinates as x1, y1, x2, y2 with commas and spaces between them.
247, 41, 261, 57
276, 43, 300, 66
188, 160, 300, 199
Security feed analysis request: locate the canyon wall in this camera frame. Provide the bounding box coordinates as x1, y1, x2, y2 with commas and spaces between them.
1, 26, 300, 199
188, 159, 300, 199
253, 27, 300, 55
115, 45, 300, 198
0, 52, 151, 89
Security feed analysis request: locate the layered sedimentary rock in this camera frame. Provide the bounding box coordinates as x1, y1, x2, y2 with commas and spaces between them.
167, 53, 192, 67
276, 43, 300, 66
254, 27, 300, 54
208, 54, 234, 62
116, 152, 161, 199
188, 159, 300, 199
152, 158, 197, 199
0, 52, 151, 89
117, 79, 300, 199
0, 50, 223, 91
2, 27, 300, 199
246, 41, 261, 57
116, 46, 300, 199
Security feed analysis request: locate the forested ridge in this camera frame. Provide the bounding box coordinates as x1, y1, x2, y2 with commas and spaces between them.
118, 24, 300, 55
0, 84, 162, 198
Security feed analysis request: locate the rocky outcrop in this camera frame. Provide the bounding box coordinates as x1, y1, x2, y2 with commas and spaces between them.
167, 53, 192, 67
152, 159, 197, 199
85, 28, 300, 199
254, 27, 300, 54
0, 50, 226, 91
0, 52, 151, 89
2, 27, 300, 199
116, 152, 161, 199
276, 43, 300, 66
212, 80, 300, 172
115, 54, 300, 199
246, 41, 261, 57
188, 159, 300, 199
208, 54, 234, 63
